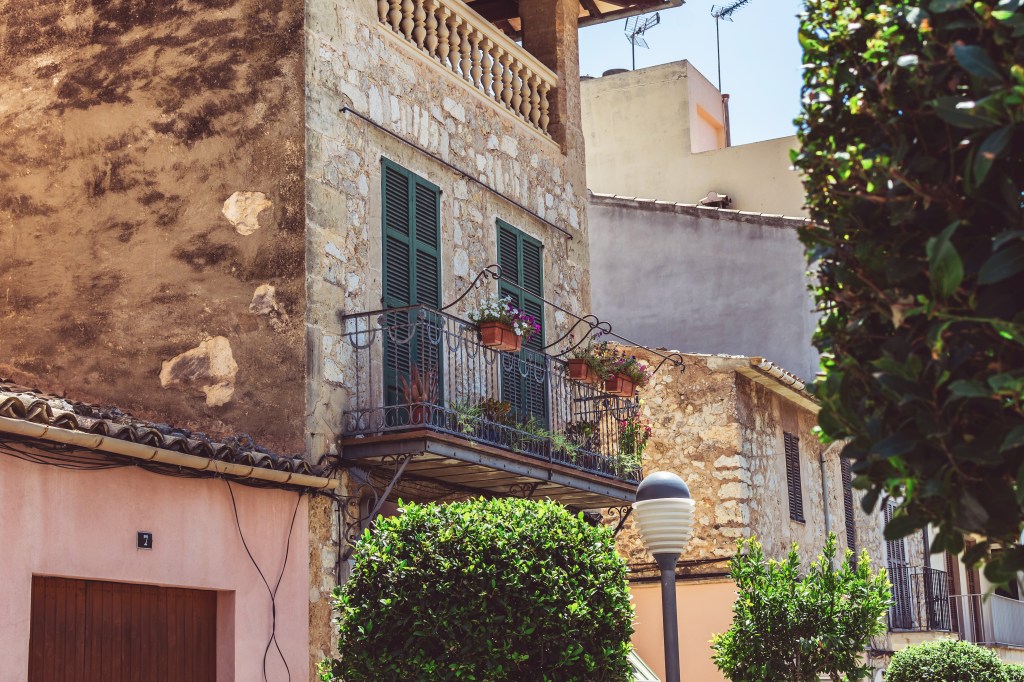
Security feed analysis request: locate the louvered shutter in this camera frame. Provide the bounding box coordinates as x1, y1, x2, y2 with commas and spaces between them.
784, 432, 804, 522
381, 159, 441, 417
497, 222, 547, 427
885, 500, 912, 629
841, 458, 857, 559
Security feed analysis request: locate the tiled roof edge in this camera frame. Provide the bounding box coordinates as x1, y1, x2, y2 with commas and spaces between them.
0, 383, 325, 478
588, 191, 810, 229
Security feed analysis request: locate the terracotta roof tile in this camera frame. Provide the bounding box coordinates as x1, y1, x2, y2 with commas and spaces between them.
0, 380, 321, 476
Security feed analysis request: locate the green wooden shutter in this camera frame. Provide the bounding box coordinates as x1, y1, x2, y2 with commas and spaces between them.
382, 159, 441, 415
497, 222, 547, 426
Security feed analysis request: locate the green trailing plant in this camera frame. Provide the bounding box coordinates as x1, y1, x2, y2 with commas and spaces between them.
886, 639, 1007, 682
795, 0, 1024, 577
711, 534, 890, 682
616, 412, 651, 475
321, 498, 634, 682
565, 420, 599, 451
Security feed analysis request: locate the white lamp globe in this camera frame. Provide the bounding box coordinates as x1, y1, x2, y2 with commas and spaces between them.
632, 471, 695, 558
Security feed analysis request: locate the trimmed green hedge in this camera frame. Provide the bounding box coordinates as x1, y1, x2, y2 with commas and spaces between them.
322, 498, 634, 682
886, 639, 1006, 682
1005, 663, 1024, 682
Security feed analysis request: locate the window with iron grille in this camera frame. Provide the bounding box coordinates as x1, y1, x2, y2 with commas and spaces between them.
885, 499, 913, 630
841, 457, 857, 557
784, 432, 804, 522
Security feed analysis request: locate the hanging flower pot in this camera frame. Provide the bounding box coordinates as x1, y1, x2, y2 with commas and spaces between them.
567, 358, 600, 385
478, 321, 523, 352
604, 373, 638, 397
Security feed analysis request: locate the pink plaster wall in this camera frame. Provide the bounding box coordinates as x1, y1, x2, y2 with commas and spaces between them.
0, 453, 310, 682
631, 579, 736, 682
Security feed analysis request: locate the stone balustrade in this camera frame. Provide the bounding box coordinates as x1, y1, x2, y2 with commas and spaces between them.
377, 0, 558, 137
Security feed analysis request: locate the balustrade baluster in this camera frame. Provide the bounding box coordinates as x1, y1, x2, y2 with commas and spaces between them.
436, 6, 451, 67
388, 0, 402, 32
378, 0, 389, 25
539, 82, 551, 133
499, 52, 514, 109
529, 73, 541, 127
519, 66, 533, 121
480, 38, 494, 96
469, 30, 483, 87
413, 0, 426, 48
458, 22, 472, 81
510, 67, 523, 119
424, 0, 439, 56
489, 43, 503, 101
447, 15, 462, 74
400, 0, 414, 39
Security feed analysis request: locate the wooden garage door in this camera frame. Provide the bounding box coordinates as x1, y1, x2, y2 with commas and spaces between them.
28, 576, 217, 682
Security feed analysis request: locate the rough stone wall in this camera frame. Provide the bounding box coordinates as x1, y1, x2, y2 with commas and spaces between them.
614, 350, 753, 572
0, 0, 306, 452
614, 349, 887, 575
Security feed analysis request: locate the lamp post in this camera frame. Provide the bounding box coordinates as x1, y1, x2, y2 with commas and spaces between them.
631, 472, 695, 682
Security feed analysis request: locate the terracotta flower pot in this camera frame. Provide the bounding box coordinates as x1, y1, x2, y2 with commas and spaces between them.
604, 373, 638, 397
567, 358, 600, 385
478, 321, 523, 352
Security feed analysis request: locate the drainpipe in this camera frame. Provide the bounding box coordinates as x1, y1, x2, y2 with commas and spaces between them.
820, 448, 832, 548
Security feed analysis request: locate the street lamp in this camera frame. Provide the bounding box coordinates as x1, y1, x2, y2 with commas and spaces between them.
632, 472, 695, 682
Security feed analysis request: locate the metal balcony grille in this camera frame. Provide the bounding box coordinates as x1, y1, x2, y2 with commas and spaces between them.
888, 566, 952, 632
340, 305, 643, 483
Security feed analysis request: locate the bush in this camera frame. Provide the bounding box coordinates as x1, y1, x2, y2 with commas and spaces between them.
886, 639, 1007, 682
321, 498, 634, 682
795, 0, 1024, 575
711, 534, 889, 681
1005, 664, 1024, 682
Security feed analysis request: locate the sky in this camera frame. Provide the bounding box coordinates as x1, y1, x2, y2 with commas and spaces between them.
578, 0, 805, 146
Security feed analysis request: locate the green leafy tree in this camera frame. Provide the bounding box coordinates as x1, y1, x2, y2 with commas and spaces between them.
320, 498, 633, 682
795, 0, 1024, 578
711, 534, 890, 681
886, 639, 1008, 682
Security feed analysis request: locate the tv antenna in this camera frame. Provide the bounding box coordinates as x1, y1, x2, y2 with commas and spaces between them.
711, 0, 753, 91
624, 13, 660, 71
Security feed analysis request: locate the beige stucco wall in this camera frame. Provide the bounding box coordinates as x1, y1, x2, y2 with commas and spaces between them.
630, 578, 735, 682
581, 61, 806, 215
0, 0, 308, 452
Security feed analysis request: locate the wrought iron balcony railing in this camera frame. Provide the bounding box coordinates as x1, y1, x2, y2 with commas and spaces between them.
340, 305, 643, 484
952, 593, 1024, 648
889, 566, 952, 632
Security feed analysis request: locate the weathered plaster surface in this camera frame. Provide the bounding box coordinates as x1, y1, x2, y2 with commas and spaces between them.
0, 0, 306, 451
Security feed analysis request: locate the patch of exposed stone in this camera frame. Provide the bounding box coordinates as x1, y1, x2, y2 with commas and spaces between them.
222, 191, 272, 236
159, 336, 238, 407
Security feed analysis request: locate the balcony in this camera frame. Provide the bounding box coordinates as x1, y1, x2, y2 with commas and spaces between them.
952, 594, 1024, 649
338, 305, 643, 510
375, 0, 557, 138
889, 566, 952, 632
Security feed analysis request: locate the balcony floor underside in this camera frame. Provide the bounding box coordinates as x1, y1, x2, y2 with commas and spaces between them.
339, 430, 637, 510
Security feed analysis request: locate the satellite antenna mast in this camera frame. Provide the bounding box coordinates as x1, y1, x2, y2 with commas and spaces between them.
624, 13, 660, 71
711, 0, 752, 91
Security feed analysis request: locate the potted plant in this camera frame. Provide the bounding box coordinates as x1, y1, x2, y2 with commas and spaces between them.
616, 413, 651, 476
399, 363, 438, 425
604, 353, 651, 397
467, 295, 540, 352
566, 339, 611, 386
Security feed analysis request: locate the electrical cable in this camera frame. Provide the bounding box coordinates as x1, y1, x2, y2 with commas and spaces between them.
226, 480, 302, 682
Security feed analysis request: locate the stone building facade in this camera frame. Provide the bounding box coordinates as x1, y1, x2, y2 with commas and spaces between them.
615, 347, 887, 682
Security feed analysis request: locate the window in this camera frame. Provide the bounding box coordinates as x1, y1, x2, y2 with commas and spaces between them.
381, 159, 442, 414
885, 500, 913, 629
496, 221, 547, 425
783, 432, 804, 522
841, 457, 857, 557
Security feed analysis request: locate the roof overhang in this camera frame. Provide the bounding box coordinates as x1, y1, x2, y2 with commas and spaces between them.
464, 0, 683, 36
